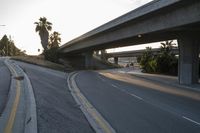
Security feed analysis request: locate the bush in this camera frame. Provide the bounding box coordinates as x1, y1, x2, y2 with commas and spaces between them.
156, 54, 178, 75
139, 41, 178, 75
140, 47, 157, 73
43, 47, 59, 63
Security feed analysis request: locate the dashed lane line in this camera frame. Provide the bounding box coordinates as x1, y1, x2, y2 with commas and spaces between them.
99, 73, 200, 127
98, 75, 106, 82
182, 116, 200, 126
111, 84, 118, 88
98, 74, 143, 101
110, 83, 143, 101
130, 93, 143, 100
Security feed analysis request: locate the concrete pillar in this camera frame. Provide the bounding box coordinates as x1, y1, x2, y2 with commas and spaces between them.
178, 35, 200, 85
94, 51, 99, 56
114, 57, 118, 65
100, 50, 107, 61
85, 51, 93, 69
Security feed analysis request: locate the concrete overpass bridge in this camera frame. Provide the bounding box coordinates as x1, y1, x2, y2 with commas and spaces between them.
106, 48, 179, 64
59, 0, 200, 85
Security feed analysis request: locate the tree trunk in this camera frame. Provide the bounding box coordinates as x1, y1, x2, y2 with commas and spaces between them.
39, 30, 49, 50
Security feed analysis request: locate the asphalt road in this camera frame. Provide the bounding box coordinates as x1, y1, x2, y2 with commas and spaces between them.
15, 61, 94, 133
76, 71, 200, 133
0, 58, 11, 116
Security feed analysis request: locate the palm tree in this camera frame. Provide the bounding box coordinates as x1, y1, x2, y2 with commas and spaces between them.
34, 17, 52, 50
49, 31, 61, 48
160, 40, 175, 54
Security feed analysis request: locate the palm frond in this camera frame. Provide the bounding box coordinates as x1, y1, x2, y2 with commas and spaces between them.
47, 26, 52, 31
47, 22, 52, 25
35, 26, 41, 32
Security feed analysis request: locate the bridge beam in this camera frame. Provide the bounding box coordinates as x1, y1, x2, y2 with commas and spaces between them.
178, 35, 200, 85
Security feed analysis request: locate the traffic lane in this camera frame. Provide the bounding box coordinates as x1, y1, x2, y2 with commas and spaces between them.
76, 71, 200, 133
15, 61, 94, 133
0, 58, 11, 115
98, 72, 200, 123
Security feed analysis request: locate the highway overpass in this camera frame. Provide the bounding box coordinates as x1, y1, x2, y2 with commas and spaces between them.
59, 0, 200, 85
105, 48, 179, 65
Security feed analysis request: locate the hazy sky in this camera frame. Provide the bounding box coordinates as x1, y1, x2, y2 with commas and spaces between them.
0, 0, 153, 55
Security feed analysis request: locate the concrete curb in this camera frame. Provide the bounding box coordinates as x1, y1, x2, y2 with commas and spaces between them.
0, 60, 17, 132
67, 72, 116, 133
17, 65, 38, 133
3, 59, 37, 133
129, 73, 200, 93
104, 68, 200, 93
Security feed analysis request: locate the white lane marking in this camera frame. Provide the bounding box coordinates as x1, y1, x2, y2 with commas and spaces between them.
130, 93, 143, 100
182, 116, 200, 126
111, 84, 118, 88
98, 75, 106, 82
110, 83, 143, 101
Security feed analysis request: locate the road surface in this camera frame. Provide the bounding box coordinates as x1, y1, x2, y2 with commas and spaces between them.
15, 61, 94, 133
2, 59, 200, 133
75, 71, 200, 133
0, 58, 11, 116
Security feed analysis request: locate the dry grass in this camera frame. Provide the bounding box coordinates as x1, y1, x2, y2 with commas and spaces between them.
11, 56, 68, 72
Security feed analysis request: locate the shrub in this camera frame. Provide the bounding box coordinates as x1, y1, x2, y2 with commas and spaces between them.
140, 47, 157, 73
43, 47, 59, 63
139, 41, 178, 75
156, 54, 178, 75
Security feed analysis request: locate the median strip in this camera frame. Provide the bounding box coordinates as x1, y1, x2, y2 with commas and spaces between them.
68, 72, 116, 133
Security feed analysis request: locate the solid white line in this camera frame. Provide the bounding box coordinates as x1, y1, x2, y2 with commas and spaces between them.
182, 116, 200, 126
130, 93, 143, 100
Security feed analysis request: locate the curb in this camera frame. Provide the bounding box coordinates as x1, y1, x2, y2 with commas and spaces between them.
129, 73, 200, 93
0, 60, 17, 132
3, 59, 37, 133
67, 72, 116, 133
19, 66, 38, 133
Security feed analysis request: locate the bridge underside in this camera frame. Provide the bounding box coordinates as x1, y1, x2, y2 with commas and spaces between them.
59, 0, 200, 85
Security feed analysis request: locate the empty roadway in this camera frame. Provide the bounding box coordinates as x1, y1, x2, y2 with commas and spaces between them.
15, 61, 94, 133
75, 71, 200, 133
0, 58, 11, 116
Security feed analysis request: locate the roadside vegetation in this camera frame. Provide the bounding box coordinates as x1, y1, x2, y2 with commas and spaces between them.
0, 35, 26, 56
34, 17, 61, 63
138, 40, 178, 75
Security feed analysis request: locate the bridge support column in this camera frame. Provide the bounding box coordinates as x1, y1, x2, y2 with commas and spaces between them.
114, 57, 118, 65
178, 35, 199, 85
100, 50, 108, 61
85, 51, 93, 69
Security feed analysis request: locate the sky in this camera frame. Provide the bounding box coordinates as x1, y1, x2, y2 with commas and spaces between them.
0, 0, 154, 55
